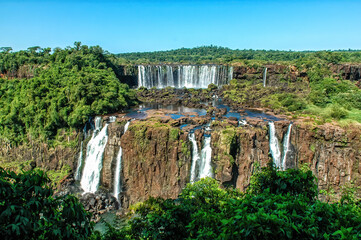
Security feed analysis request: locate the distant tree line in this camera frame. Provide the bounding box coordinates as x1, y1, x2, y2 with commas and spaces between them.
116, 46, 361, 65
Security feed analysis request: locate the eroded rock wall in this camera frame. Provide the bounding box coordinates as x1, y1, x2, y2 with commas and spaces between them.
114, 120, 192, 208
210, 120, 361, 199
0, 131, 80, 173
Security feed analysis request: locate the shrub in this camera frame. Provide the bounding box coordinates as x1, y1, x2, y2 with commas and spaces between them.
0, 168, 93, 239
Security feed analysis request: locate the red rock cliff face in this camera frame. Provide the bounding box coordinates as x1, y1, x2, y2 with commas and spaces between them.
0, 131, 80, 173
112, 120, 192, 208
210, 120, 361, 199
98, 118, 360, 208
232, 63, 361, 86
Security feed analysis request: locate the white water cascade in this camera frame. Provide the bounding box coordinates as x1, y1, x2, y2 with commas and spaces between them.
281, 123, 293, 170
268, 122, 282, 168
138, 65, 233, 89
263, 67, 268, 87
113, 121, 130, 201
189, 133, 201, 183
80, 117, 109, 193
189, 133, 213, 183
268, 122, 293, 170
199, 135, 213, 179
74, 142, 84, 181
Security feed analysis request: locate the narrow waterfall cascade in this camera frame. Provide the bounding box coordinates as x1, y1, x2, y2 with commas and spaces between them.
113, 121, 130, 201
75, 118, 98, 181
138, 65, 233, 88
199, 135, 213, 179
238, 120, 247, 126
263, 67, 268, 87
281, 123, 293, 170
268, 122, 281, 168
74, 142, 84, 181
108, 116, 117, 123
80, 117, 109, 193
228, 66, 234, 81
189, 132, 201, 183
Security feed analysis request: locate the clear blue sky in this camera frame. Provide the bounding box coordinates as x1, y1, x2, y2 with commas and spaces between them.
1, 0, 360, 53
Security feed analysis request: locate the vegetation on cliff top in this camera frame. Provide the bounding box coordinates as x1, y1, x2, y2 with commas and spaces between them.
0, 43, 136, 145
222, 61, 361, 124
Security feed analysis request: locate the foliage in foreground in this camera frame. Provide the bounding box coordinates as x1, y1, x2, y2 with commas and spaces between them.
103, 163, 361, 240
0, 168, 93, 239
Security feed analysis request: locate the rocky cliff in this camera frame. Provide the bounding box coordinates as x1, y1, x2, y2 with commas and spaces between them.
1, 116, 360, 208
209, 119, 361, 198
90, 116, 361, 207
0, 130, 79, 175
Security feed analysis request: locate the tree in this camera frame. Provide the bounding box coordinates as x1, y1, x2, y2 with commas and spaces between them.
0, 47, 12, 53
107, 163, 361, 239
0, 168, 94, 239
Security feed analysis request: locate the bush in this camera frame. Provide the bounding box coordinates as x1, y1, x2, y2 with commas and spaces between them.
104, 163, 361, 239
0, 168, 93, 239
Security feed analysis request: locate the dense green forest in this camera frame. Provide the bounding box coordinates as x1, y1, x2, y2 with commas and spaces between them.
116, 46, 361, 64
0, 43, 136, 144
105, 164, 361, 239
3, 163, 360, 239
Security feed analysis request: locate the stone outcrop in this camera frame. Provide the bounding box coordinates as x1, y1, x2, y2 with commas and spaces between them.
0, 130, 80, 173
1, 115, 361, 209
99, 119, 193, 209
330, 64, 361, 82
210, 120, 361, 199
94, 117, 361, 208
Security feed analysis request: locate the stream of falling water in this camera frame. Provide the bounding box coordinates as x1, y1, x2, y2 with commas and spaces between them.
189, 132, 213, 183
113, 121, 130, 201
268, 122, 293, 170
268, 121, 282, 168
80, 117, 109, 193
138, 65, 232, 88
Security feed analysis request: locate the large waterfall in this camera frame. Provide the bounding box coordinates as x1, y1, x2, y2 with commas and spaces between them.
281, 123, 293, 170
268, 122, 293, 170
189, 133, 213, 183
80, 117, 109, 193
189, 133, 201, 183
199, 135, 213, 179
113, 121, 130, 201
268, 122, 282, 168
138, 65, 233, 88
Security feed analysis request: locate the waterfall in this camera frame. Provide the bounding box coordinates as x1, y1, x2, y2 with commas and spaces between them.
238, 120, 247, 126
199, 135, 213, 179
113, 121, 130, 201
281, 123, 293, 170
263, 67, 267, 87
229, 66, 234, 80
189, 132, 201, 183
268, 122, 293, 170
137, 65, 233, 89
108, 116, 116, 123
74, 142, 84, 181
166, 66, 175, 87
80, 117, 109, 193
189, 132, 213, 183
268, 122, 281, 168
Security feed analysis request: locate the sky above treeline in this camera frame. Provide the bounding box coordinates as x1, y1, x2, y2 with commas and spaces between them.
1, 0, 360, 53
